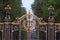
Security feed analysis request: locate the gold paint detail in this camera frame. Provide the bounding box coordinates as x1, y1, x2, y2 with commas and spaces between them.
23, 20, 35, 32
1, 30, 3, 32
23, 20, 28, 31
12, 30, 14, 32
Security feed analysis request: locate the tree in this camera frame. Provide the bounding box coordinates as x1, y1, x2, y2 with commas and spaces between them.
0, 0, 26, 22
0, 0, 4, 22
31, 0, 60, 22
54, 0, 60, 22
21, 7, 26, 16
31, 0, 43, 17
31, 0, 49, 22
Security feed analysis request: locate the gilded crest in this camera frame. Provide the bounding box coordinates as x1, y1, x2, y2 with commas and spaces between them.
23, 20, 36, 32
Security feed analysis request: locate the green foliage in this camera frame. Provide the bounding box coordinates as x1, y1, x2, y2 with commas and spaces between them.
31, 0, 60, 22
0, 0, 26, 22
0, 0, 4, 22
21, 7, 26, 16
31, 0, 43, 17
31, 0, 49, 22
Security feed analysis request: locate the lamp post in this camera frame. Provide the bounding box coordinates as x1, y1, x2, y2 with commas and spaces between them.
4, 5, 11, 22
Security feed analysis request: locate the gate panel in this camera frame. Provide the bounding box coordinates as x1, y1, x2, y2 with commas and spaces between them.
13, 31, 19, 40
0, 31, 2, 40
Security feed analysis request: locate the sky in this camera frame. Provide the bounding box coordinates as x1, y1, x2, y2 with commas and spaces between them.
22, 0, 34, 13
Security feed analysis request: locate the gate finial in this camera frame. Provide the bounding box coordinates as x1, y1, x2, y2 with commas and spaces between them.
4, 5, 11, 22
48, 5, 55, 22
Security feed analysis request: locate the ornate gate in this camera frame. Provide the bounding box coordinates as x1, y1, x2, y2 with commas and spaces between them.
0, 5, 60, 40
16, 13, 46, 40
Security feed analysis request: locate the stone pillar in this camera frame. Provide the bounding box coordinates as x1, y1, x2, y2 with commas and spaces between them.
47, 23, 55, 40
47, 5, 55, 40
3, 5, 11, 40
4, 22, 11, 40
